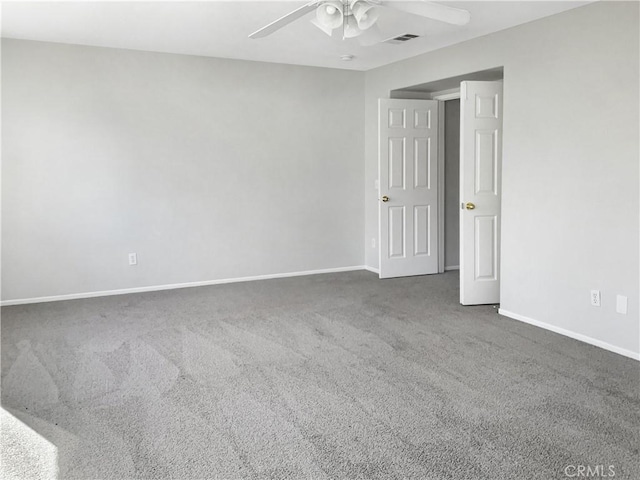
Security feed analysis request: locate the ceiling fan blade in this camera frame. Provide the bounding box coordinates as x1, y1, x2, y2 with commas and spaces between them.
249, 1, 321, 39
378, 1, 470, 26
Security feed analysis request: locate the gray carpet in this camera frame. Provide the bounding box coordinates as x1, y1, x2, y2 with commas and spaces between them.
1, 271, 638, 479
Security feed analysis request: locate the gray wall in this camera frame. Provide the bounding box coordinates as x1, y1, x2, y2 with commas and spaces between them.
444, 99, 460, 269
1, 39, 365, 300
364, 2, 639, 356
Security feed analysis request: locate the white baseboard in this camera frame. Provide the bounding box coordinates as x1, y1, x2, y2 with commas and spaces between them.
363, 266, 380, 275
498, 308, 640, 361
1, 266, 366, 306
444, 265, 460, 271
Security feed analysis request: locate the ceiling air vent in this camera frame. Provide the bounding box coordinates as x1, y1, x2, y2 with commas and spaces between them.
385, 34, 420, 45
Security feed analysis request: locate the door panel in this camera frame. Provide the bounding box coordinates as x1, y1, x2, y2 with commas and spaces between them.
460, 81, 503, 304
389, 206, 405, 258
414, 205, 431, 256
379, 99, 438, 279
474, 215, 497, 280
475, 130, 498, 194
414, 138, 431, 188
388, 138, 406, 189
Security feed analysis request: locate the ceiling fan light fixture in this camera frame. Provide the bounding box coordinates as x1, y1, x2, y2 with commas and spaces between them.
351, 0, 378, 30
250, 0, 471, 43
315, 1, 344, 31
343, 14, 362, 38
313, 0, 379, 39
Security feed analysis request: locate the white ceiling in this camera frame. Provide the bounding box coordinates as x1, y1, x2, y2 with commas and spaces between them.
1, 1, 592, 71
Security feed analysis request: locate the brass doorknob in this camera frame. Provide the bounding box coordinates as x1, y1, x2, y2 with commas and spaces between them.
465, 202, 476, 210
381, 196, 389, 202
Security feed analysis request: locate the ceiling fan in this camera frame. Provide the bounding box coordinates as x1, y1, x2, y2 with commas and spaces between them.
248, 0, 471, 45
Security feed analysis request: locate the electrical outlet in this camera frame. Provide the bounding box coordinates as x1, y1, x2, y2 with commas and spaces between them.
590, 290, 601, 307
616, 295, 628, 314
128, 253, 137, 266
371, 238, 376, 248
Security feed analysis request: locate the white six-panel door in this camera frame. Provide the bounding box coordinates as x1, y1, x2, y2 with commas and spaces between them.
379, 99, 439, 279
459, 81, 503, 305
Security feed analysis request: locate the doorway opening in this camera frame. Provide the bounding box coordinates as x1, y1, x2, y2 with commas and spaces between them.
443, 98, 461, 272
386, 67, 504, 305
